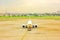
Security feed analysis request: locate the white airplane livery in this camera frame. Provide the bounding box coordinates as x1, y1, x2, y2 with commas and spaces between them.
22, 20, 37, 31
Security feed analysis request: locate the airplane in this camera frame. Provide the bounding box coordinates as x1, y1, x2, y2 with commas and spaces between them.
22, 20, 37, 31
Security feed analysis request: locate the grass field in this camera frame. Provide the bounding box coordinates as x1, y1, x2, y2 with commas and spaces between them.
0, 16, 60, 20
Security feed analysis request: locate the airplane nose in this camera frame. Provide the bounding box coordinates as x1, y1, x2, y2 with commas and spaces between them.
28, 20, 32, 24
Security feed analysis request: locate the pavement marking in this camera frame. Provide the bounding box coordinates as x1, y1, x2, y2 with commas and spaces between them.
21, 30, 28, 40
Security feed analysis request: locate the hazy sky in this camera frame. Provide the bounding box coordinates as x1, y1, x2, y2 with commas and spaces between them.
0, 0, 60, 13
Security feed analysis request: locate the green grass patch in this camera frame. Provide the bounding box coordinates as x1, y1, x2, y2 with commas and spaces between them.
0, 16, 60, 20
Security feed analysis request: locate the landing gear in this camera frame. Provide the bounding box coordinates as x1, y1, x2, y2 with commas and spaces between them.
32, 25, 35, 28
28, 28, 31, 31
26, 25, 27, 28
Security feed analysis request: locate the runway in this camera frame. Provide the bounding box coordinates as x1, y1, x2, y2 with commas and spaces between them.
0, 19, 60, 40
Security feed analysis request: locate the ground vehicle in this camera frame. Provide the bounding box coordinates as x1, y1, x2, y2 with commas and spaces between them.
22, 20, 37, 31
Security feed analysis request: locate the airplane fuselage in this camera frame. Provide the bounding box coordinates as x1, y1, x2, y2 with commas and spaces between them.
27, 20, 32, 31
22, 20, 37, 31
